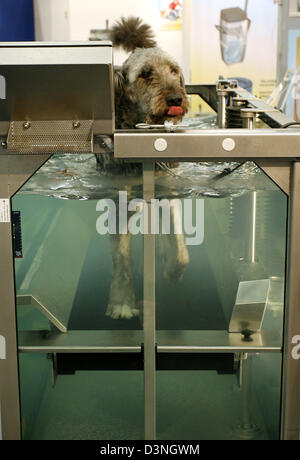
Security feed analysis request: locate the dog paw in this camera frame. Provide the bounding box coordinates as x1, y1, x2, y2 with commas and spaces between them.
163, 252, 190, 283
106, 304, 140, 320
163, 263, 186, 282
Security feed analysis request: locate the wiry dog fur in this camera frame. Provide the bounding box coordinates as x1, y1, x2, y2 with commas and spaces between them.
110, 16, 157, 53
99, 17, 190, 320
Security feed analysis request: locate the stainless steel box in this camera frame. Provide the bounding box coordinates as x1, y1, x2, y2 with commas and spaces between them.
0, 42, 114, 137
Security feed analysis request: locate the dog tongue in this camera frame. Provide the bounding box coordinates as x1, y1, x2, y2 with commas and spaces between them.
168, 106, 183, 116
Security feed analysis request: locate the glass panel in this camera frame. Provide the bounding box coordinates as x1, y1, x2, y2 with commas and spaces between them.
13, 153, 144, 440
157, 353, 282, 440
19, 353, 143, 440
155, 158, 287, 440
155, 161, 287, 338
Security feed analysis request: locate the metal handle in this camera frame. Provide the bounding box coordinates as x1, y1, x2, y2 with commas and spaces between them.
136, 121, 179, 132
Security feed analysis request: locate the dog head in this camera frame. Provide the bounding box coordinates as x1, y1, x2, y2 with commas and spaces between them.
111, 17, 188, 128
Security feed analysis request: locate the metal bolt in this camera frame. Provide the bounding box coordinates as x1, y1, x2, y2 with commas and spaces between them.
23, 121, 31, 129
217, 79, 238, 91
232, 99, 248, 107
73, 121, 80, 129
229, 81, 238, 89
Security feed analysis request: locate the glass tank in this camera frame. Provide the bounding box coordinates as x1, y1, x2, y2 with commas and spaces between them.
13, 117, 287, 440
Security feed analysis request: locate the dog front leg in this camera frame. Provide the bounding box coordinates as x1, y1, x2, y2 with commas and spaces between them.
106, 231, 139, 320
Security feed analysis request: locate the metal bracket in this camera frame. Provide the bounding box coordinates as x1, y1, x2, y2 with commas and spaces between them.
229, 279, 271, 335
217, 79, 239, 92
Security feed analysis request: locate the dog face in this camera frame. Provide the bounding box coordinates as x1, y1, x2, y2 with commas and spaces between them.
115, 48, 189, 128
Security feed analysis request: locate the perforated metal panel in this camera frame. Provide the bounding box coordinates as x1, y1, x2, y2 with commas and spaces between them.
7, 120, 94, 154
0, 42, 114, 137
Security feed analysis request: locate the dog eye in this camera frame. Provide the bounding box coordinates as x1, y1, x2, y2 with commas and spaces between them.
139, 69, 152, 79
171, 67, 179, 75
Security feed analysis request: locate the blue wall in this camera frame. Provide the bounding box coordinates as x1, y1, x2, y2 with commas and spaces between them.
0, 0, 35, 41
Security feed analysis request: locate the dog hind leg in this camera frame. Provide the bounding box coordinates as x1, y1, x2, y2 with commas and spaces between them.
161, 201, 190, 282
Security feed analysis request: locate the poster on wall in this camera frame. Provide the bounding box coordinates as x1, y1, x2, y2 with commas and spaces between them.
191, 0, 278, 104
159, 0, 183, 30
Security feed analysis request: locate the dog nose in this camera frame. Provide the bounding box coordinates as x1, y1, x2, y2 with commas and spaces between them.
166, 93, 183, 106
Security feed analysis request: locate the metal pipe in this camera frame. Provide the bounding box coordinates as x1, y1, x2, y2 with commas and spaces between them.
242, 116, 255, 129
242, 354, 252, 427
250, 191, 257, 263
234, 354, 260, 439
143, 162, 156, 440
281, 161, 300, 440
217, 91, 227, 129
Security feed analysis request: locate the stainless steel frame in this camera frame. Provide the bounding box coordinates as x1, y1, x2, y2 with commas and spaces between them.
143, 163, 156, 440
0, 76, 299, 440
283, 161, 300, 440
17, 330, 281, 354
0, 154, 51, 440
0, 41, 115, 440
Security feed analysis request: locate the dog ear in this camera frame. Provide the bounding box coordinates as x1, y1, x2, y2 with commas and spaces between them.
114, 69, 126, 98
180, 72, 185, 89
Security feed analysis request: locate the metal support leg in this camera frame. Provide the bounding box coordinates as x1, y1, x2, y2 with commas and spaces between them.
282, 161, 300, 440
242, 113, 256, 130
234, 354, 260, 439
143, 162, 156, 440
0, 201, 21, 440
217, 91, 227, 129
245, 116, 257, 264
0, 154, 51, 440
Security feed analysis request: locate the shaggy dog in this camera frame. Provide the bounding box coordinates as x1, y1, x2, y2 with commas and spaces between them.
98, 17, 190, 320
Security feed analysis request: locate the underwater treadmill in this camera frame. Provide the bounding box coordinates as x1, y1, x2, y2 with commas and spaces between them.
0, 44, 299, 441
